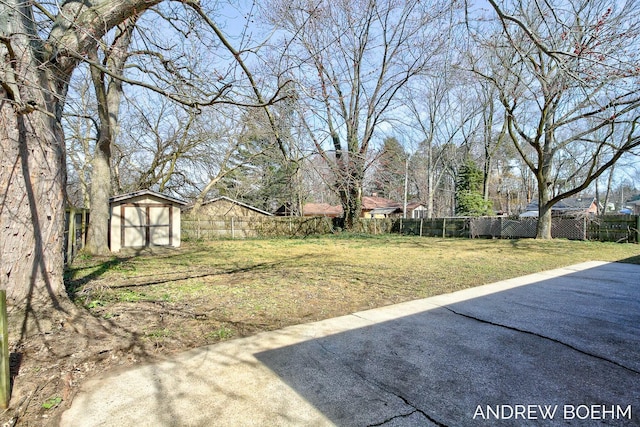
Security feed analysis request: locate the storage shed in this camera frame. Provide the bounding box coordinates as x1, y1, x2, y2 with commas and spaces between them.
109, 190, 187, 252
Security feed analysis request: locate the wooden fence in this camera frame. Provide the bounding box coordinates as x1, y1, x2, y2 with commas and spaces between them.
64, 208, 89, 263
397, 217, 470, 238
181, 215, 396, 239
587, 215, 640, 243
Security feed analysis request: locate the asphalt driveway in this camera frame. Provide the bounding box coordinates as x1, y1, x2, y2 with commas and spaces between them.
60, 261, 640, 426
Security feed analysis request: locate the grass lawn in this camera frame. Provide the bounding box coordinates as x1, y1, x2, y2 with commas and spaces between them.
66, 235, 640, 350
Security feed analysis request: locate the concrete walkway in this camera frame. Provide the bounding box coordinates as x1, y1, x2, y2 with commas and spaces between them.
60, 261, 640, 426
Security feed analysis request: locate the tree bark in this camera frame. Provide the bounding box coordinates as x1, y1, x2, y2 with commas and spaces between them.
340, 184, 363, 230
536, 185, 553, 239
1, 3, 68, 306
85, 20, 136, 255
1, 0, 160, 310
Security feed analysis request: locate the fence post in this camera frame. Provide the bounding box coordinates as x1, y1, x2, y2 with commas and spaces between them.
81, 210, 88, 249
419, 218, 423, 237
0, 290, 9, 409
66, 208, 75, 263
637, 215, 640, 244
231, 217, 235, 239
442, 218, 446, 238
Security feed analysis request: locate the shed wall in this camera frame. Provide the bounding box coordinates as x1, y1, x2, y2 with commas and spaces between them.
110, 194, 181, 252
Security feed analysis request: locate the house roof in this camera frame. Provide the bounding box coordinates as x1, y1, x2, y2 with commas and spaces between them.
362, 196, 402, 210
109, 189, 188, 205
191, 196, 273, 216
369, 207, 402, 215
406, 202, 425, 210
303, 197, 415, 217
303, 203, 343, 217
523, 197, 597, 212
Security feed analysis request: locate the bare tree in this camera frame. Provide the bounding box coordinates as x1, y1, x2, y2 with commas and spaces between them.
472, 0, 640, 238
64, 72, 98, 208
404, 73, 478, 218
262, 0, 454, 228
0, 0, 175, 312
0, 0, 285, 315
82, 18, 138, 255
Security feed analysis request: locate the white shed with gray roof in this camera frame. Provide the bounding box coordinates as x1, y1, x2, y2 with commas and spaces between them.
109, 190, 187, 252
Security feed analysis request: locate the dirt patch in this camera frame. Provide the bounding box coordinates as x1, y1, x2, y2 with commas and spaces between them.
2, 287, 389, 426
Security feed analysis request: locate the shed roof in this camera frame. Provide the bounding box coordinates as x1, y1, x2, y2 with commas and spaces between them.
109, 189, 188, 206
194, 196, 274, 216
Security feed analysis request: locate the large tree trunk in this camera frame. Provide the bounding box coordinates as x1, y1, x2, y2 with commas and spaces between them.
337, 156, 364, 230
85, 138, 113, 255
536, 177, 553, 239
340, 184, 363, 230
1, 1, 160, 312
0, 4, 69, 308
84, 19, 136, 255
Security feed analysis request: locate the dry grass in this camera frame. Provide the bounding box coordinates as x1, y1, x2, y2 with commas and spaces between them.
6, 235, 638, 426
66, 235, 640, 347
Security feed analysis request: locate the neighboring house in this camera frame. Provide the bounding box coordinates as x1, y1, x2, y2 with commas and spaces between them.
625, 195, 640, 215
406, 202, 428, 219
519, 197, 599, 218
362, 196, 402, 218
109, 190, 187, 252
302, 197, 426, 219
627, 198, 640, 215
186, 196, 273, 217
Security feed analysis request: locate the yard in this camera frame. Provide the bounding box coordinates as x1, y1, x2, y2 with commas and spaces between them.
65, 235, 640, 347
5, 235, 640, 425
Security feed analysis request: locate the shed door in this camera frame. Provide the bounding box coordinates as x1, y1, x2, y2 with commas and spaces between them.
121, 204, 172, 248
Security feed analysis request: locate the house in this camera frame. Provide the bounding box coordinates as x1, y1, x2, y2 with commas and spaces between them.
627, 201, 640, 215
519, 197, 599, 218
186, 196, 273, 217
626, 195, 640, 215
406, 202, 428, 219
302, 197, 426, 219
109, 190, 187, 252
362, 196, 402, 218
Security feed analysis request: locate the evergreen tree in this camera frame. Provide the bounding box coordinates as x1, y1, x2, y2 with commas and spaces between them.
455, 159, 493, 216
371, 137, 407, 200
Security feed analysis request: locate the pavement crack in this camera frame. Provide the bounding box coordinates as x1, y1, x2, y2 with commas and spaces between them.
314, 340, 449, 427
373, 393, 450, 427
442, 306, 640, 376
366, 409, 418, 427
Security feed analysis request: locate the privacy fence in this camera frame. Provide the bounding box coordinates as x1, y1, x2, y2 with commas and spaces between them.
399, 215, 639, 243
182, 214, 639, 243
181, 215, 396, 240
